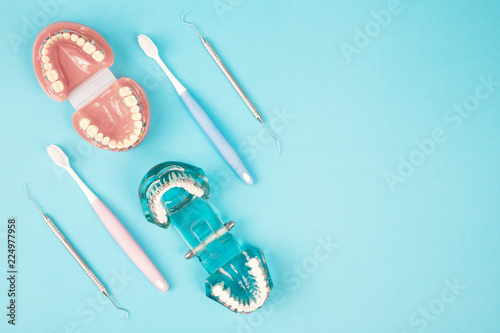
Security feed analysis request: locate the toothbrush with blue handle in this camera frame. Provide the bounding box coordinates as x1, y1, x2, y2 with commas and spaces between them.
137, 34, 254, 186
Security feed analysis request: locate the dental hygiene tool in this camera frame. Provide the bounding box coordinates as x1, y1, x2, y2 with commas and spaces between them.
46, 144, 169, 292
24, 183, 129, 321
181, 11, 280, 155
137, 34, 255, 186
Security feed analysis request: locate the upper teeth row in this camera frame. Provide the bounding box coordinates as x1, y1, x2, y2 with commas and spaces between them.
211, 259, 270, 313
147, 172, 205, 224
40, 30, 106, 94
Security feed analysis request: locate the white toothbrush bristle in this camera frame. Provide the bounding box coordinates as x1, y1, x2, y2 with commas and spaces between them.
138, 34, 158, 58
46, 144, 70, 167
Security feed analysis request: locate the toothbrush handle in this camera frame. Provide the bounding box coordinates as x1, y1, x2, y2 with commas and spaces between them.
179, 90, 254, 185
91, 199, 169, 292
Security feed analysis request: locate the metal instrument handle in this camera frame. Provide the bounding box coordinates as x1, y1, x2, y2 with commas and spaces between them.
202, 39, 261, 120
45, 216, 107, 294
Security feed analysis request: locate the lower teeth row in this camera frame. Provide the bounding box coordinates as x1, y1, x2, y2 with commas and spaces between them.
211, 258, 270, 313
78, 86, 145, 151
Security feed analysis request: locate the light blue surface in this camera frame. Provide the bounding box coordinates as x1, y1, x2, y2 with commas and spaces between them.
1, 0, 500, 332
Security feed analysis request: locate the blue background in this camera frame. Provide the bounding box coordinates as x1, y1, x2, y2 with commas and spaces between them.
1, 0, 500, 332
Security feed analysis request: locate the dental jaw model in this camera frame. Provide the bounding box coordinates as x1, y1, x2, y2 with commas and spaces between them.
33, 22, 151, 151
139, 162, 272, 313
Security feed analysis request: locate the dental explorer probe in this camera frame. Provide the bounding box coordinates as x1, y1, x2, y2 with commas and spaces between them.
182, 11, 281, 155
24, 183, 129, 321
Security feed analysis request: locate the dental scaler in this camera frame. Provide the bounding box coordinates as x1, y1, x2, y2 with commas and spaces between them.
139, 162, 273, 313
182, 11, 281, 155
24, 183, 129, 321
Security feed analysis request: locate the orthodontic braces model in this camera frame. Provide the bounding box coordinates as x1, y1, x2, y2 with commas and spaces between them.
139, 162, 273, 313
33, 22, 151, 151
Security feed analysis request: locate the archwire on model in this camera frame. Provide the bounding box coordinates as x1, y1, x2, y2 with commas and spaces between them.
24, 183, 129, 321
181, 11, 281, 155
46, 144, 169, 292
137, 34, 255, 185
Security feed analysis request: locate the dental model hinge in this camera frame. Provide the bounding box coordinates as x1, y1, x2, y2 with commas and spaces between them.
184, 221, 235, 260
68, 68, 117, 110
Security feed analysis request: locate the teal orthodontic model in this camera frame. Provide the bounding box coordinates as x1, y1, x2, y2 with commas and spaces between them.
138, 162, 273, 313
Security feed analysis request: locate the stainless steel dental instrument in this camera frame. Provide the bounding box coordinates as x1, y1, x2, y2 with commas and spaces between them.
24, 183, 129, 321
181, 11, 281, 155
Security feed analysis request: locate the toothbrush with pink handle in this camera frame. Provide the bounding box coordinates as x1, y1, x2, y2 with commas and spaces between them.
46, 144, 169, 292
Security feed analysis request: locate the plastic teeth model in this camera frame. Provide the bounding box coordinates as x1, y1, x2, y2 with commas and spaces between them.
139, 162, 272, 313
32, 22, 151, 151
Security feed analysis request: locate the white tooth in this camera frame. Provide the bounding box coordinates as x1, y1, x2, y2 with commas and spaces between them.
41, 48, 48, 55
256, 294, 267, 305
45, 69, 58, 82
124, 95, 138, 107
43, 41, 51, 49
257, 281, 268, 289
51, 35, 58, 41
108, 140, 117, 149
43, 63, 53, 70
86, 125, 98, 138
79, 118, 90, 130
253, 290, 264, 300
248, 301, 258, 312
117, 142, 124, 149
101, 136, 110, 145
41, 56, 50, 63
63, 32, 70, 39
51, 80, 64, 93
123, 139, 132, 147
76, 37, 85, 46
83, 41, 96, 54
219, 290, 230, 302
246, 258, 260, 268
226, 297, 235, 307
236, 304, 246, 313
95, 133, 104, 142
132, 113, 142, 121
92, 50, 105, 62
56, 33, 63, 39
135, 121, 143, 129
119, 87, 132, 97
130, 134, 138, 142
130, 105, 140, 113
70, 34, 79, 41
255, 274, 266, 283
250, 267, 262, 276
212, 284, 223, 297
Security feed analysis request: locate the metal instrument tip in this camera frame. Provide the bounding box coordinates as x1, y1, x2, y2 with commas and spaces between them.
24, 182, 47, 218
260, 120, 281, 155
181, 10, 204, 40
104, 292, 129, 322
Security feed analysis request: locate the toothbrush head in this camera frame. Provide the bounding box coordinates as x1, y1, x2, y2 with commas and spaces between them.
138, 34, 159, 59
46, 144, 70, 168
